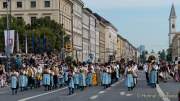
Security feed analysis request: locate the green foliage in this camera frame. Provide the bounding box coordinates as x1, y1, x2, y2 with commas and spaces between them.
158, 49, 166, 61
0, 16, 69, 53
166, 48, 172, 62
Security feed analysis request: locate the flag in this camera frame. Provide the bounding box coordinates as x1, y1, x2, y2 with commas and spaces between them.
16, 32, 19, 53
43, 33, 46, 52
4, 30, 15, 54
37, 34, 41, 53
25, 33, 28, 54
32, 33, 35, 53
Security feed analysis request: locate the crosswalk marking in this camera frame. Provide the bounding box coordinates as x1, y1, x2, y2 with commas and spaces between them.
156, 84, 171, 101
18, 87, 68, 101
90, 95, 98, 100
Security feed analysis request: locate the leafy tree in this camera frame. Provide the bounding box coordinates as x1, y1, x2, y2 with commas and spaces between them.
166, 48, 172, 62
158, 49, 166, 61
0, 16, 70, 53
0, 16, 26, 52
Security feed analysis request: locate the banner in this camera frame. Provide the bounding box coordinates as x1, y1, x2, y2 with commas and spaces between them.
4, 30, 15, 54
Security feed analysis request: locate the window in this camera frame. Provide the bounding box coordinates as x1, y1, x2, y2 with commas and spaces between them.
31, 1, 36, 8
45, 16, 50, 20
17, 1, 22, 8
17, 17, 22, 20
3, 2, 7, 8
31, 17, 36, 25
172, 24, 175, 28
44, 0, 50, 8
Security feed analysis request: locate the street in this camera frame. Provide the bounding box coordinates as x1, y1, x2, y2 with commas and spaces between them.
0, 71, 179, 101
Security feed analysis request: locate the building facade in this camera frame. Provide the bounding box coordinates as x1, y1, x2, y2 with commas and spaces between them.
169, 4, 180, 61
82, 8, 90, 62
0, 0, 73, 35
95, 18, 100, 63
104, 23, 118, 62
172, 33, 180, 60
72, 0, 84, 62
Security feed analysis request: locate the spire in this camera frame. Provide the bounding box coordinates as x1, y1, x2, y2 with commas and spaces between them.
169, 4, 176, 18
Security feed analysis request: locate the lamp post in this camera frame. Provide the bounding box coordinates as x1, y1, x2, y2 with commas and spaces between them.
5, 0, 11, 71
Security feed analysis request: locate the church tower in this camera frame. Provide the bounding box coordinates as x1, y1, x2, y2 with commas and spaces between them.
169, 4, 177, 46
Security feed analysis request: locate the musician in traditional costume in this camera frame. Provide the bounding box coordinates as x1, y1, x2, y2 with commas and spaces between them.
68, 69, 75, 95
107, 66, 112, 87
73, 67, 80, 89
102, 67, 109, 89
94, 64, 101, 86
27, 66, 35, 89
19, 68, 28, 91
58, 67, 65, 87
53, 66, 59, 89
43, 66, 51, 91
10, 69, 19, 95
36, 64, 43, 88
86, 64, 93, 87
124, 63, 134, 91
79, 68, 86, 91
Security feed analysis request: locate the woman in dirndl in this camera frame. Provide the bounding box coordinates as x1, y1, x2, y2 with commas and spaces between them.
86, 65, 93, 87
149, 61, 157, 88
43, 66, 51, 91
19, 68, 28, 91
124, 64, 134, 91
58, 68, 65, 87
102, 67, 109, 89
79, 68, 86, 91
11, 69, 19, 95
68, 70, 75, 95
107, 66, 112, 87
73, 67, 80, 89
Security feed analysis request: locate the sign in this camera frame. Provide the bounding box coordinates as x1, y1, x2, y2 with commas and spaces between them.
4, 30, 15, 54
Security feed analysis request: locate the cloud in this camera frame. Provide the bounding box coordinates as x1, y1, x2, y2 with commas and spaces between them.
83, 0, 180, 9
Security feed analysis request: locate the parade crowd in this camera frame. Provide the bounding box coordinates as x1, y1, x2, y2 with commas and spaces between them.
0, 54, 180, 95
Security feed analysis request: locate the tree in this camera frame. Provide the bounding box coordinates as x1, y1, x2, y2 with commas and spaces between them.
28, 17, 70, 52
0, 16, 70, 53
158, 49, 166, 61
166, 48, 172, 62
0, 16, 26, 52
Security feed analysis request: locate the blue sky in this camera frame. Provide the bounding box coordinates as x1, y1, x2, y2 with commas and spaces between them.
83, 0, 180, 52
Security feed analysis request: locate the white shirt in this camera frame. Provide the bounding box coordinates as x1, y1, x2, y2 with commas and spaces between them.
143, 64, 148, 72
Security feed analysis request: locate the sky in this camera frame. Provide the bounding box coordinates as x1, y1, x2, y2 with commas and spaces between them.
83, 0, 180, 52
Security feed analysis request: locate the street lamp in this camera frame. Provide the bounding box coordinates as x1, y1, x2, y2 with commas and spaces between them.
6, 0, 10, 58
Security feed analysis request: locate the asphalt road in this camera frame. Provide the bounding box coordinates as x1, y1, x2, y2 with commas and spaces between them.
0, 71, 179, 101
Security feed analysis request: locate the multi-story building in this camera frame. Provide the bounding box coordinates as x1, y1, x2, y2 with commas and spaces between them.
172, 33, 180, 60
82, 8, 90, 62
104, 22, 118, 62
94, 13, 106, 63
89, 9, 96, 63
0, 0, 73, 36
95, 18, 100, 63
117, 34, 124, 61
72, 0, 84, 62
